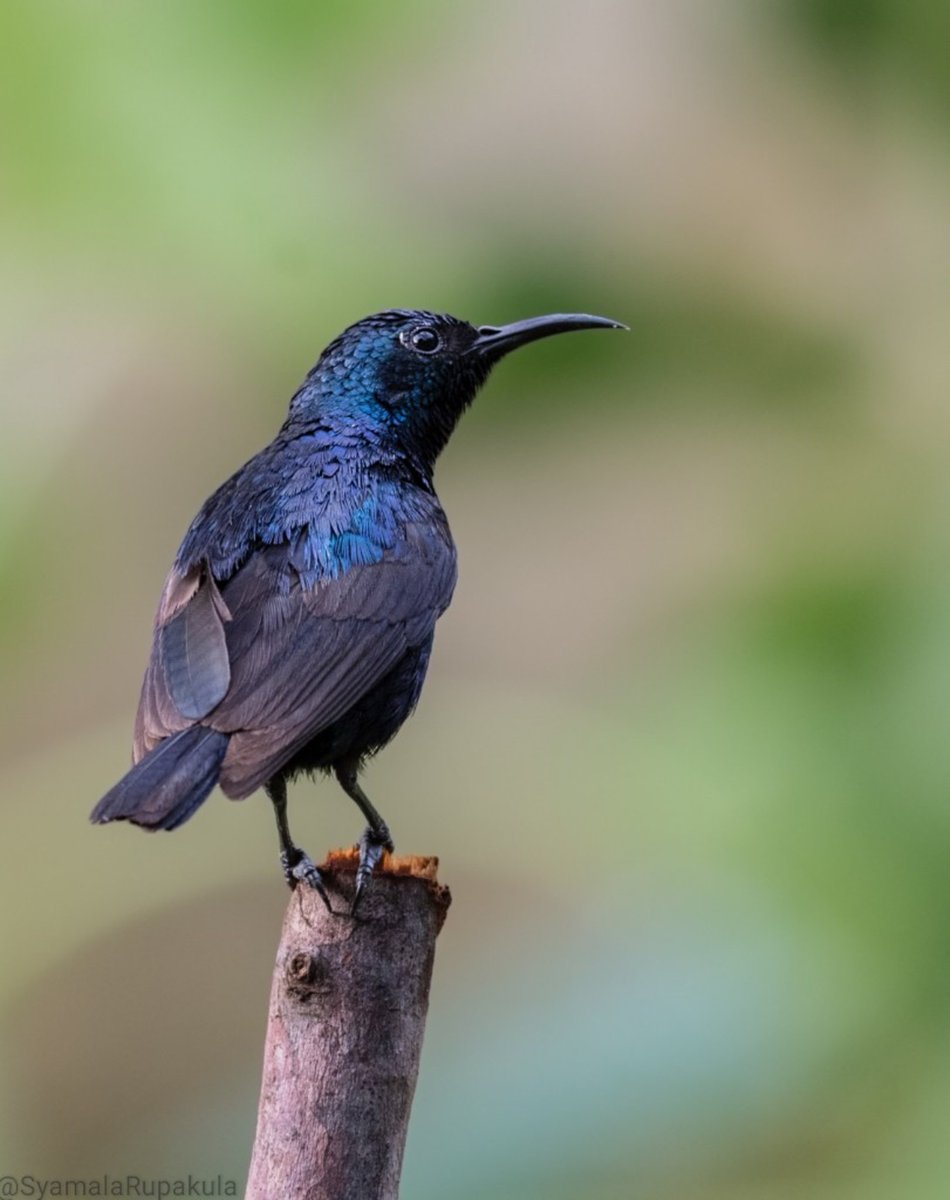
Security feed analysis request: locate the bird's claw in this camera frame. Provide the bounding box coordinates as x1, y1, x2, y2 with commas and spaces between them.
280, 848, 333, 912
352, 824, 394, 915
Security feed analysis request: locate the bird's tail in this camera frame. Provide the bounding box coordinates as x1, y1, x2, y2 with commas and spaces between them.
91, 726, 230, 831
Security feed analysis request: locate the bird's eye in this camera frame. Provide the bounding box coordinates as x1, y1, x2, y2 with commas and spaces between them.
405, 326, 441, 354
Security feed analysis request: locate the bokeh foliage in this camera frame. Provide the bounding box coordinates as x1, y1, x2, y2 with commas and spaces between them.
2, 2, 950, 1197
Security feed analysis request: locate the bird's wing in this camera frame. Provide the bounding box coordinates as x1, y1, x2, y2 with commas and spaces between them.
134, 520, 456, 797
133, 567, 232, 757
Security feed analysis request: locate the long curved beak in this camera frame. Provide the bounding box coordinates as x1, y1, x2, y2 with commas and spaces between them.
470, 312, 627, 360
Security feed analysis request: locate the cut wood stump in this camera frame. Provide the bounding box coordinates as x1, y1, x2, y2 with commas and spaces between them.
246, 849, 451, 1200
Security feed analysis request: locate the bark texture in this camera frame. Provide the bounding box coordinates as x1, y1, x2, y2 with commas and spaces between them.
246, 849, 451, 1200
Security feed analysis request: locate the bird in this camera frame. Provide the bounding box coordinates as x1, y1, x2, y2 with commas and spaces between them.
92, 308, 625, 908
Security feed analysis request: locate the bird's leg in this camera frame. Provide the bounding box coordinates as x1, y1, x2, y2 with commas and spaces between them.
334, 762, 394, 913
267, 776, 331, 911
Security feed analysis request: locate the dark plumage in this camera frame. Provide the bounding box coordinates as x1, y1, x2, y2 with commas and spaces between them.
93, 308, 624, 905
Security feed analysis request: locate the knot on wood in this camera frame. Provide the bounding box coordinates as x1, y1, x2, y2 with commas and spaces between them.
285, 950, 332, 1003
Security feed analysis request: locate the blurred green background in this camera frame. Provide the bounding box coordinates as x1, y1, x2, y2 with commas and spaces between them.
3, 1, 950, 1196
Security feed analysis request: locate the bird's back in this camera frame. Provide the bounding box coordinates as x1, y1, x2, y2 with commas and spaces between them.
133, 426, 457, 795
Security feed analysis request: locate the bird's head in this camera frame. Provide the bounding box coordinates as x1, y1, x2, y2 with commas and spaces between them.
291, 307, 625, 470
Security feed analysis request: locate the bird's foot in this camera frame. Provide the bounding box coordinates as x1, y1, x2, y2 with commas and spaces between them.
280, 848, 333, 912
353, 823, 394, 914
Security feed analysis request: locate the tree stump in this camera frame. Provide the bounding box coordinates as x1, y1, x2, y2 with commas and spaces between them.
246, 849, 451, 1200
